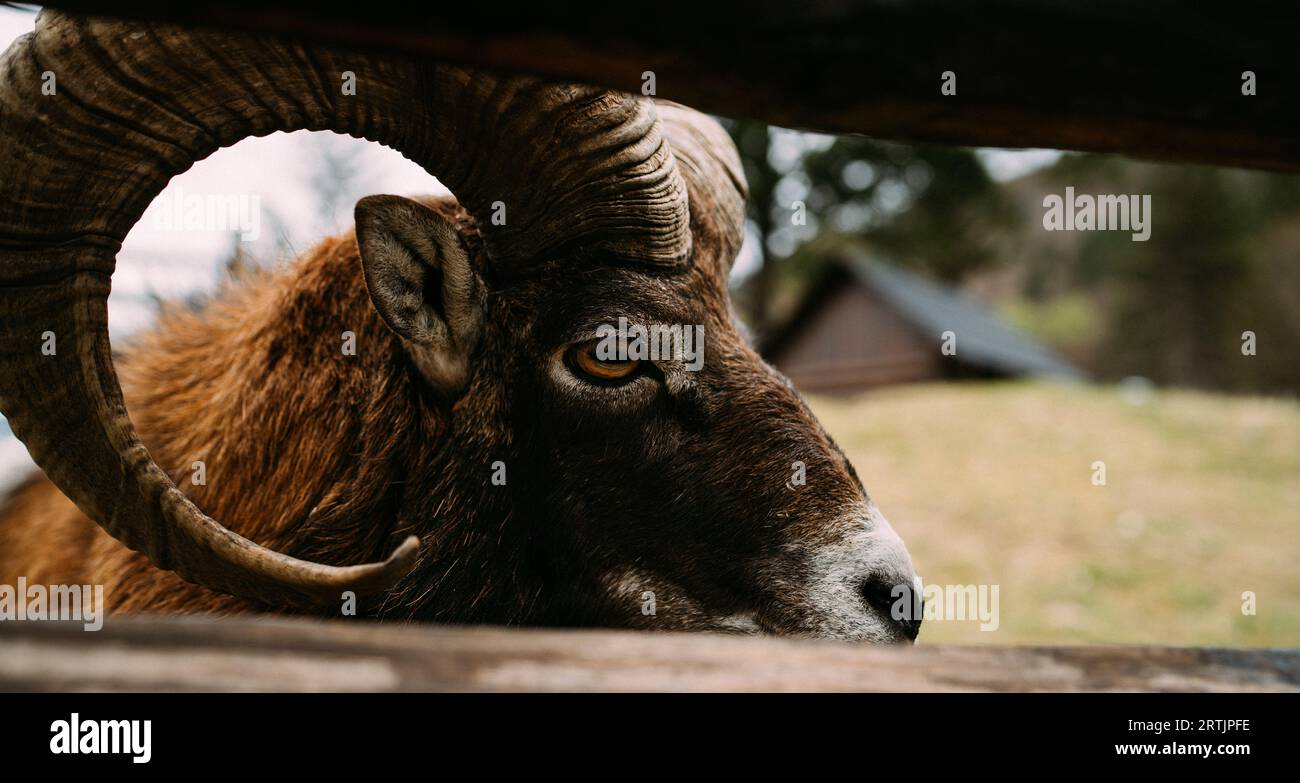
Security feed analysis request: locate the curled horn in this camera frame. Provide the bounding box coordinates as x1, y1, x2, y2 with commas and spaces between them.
655, 101, 749, 270
0, 11, 691, 608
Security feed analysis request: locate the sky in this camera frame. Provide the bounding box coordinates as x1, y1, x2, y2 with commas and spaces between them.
0, 5, 1060, 481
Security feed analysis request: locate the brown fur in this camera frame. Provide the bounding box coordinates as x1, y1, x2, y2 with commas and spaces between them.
0, 225, 416, 613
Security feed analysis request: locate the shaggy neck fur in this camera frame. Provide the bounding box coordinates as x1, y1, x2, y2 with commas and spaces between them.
0, 216, 538, 621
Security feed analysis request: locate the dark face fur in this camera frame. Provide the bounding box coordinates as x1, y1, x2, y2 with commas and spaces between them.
360, 196, 920, 642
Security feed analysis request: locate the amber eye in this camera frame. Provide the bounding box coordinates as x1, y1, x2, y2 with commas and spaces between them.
566, 342, 642, 384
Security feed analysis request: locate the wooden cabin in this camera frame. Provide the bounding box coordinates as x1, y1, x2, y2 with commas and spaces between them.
762, 253, 1081, 394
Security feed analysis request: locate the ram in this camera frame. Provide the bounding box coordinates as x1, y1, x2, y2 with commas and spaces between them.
0, 12, 918, 641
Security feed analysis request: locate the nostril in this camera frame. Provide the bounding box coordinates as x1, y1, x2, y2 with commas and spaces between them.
860, 574, 922, 641
859, 574, 896, 615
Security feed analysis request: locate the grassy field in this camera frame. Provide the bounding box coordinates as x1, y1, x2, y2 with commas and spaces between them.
809, 381, 1300, 647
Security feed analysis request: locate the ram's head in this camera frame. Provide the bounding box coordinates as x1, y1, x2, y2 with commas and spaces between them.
0, 11, 919, 641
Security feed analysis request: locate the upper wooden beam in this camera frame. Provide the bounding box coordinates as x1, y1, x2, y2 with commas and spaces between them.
1, 616, 1297, 692
43, 1, 1300, 173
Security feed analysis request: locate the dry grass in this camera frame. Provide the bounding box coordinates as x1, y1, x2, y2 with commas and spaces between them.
809, 381, 1300, 646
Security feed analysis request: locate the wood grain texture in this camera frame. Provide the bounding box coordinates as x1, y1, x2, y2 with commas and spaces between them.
46, 0, 1300, 173
1, 616, 1296, 692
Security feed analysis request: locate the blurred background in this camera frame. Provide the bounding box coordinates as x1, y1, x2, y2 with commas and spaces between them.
1, 5, 1295, 646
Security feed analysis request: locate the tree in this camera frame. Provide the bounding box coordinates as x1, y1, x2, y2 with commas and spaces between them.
726, 121, 1018, 335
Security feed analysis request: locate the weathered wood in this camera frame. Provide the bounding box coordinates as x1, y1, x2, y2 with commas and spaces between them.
45, 1, 1300, 173
1, 616, 1295, 692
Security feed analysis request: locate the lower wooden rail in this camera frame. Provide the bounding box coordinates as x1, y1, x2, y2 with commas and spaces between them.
0, 617, 1295, 692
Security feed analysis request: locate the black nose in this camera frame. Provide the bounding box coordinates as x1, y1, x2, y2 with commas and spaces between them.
860, 574, 922, 641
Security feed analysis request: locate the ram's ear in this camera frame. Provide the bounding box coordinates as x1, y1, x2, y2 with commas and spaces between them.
355, 195, 485, 396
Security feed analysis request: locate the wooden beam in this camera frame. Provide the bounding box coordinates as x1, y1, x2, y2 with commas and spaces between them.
42, 1, 1300, 173
2, 617, 1296, 692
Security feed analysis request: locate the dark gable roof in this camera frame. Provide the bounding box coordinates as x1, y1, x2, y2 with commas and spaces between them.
764, 251, 1082, 380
